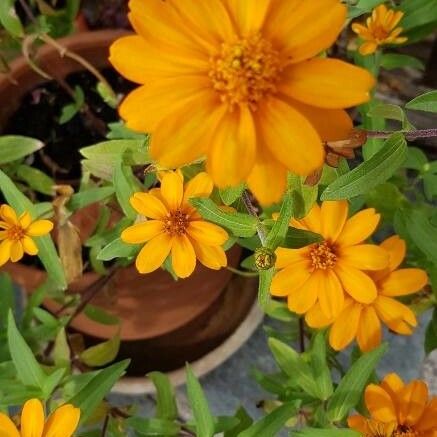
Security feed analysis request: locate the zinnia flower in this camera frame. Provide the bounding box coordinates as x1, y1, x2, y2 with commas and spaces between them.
306, 235, 428, 351
271, 201, 388, 318
352, 4, 408, 55
0, 398, 80, 437
110, 0, 375, 205
0, 205, 54, 267
348, 373, 437, 437
121, 171, 228, 278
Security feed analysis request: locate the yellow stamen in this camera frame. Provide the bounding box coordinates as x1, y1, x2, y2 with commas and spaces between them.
209, 33, 281, 111
6, 225, 25, 241
310, 242, 337, 270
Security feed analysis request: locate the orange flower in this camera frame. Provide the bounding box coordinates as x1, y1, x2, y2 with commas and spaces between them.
121, 171, 228, 278
348, 373, 437, 437
110, 0, 375, 205
0, 204, 53, 267
306, 235, 428, 351
352, 4, 407, 55
271, 201, 388, 318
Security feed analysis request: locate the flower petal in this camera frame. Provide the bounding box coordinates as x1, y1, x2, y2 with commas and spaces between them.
329, 301, 361, 350
318, 269, 344, 318
287, 272, 319, 314
183, 172, 214, 205
119, 77, 211, 133
10, 241, 23, 263
223, 0, 270, 35
356, 306, 381, 352
247, 144, 287, 206
161, 171, 184, 211
416, 398, 437, 431
274, 246, 310, 269
26, 220, 53, 237
130, 193, 168, 220
305, 302, 333, 328
150, 92, 225, 168
364, 384, 397, 423
320, 200, 348, 243
22, 236, 39, 256
257, 97, 324, 176
380, 235, 406, 271
187, 221, 228, 246
19, 212, 32, 229
359, 41, 378, 56
380, 269, 428, 297
373, 296, 417, 334
294, 203, 322, 234
347, 415, 369, 434
338, 244, 389, 271
0, 412, 20, 437
398, 381, 428, 426
334, 261, 377, 303
135, 233, 172, 274
121, 221, 164, 244
171, 235, 197, 278
0, 239, 12, 267
0, 205, 18, 225
208, 106, 256, 187
336, 208, 380, 247
270, 260, 313, 297
281, 58, 375, 109
191, 240, 227, 270
381, 373, 404, 398
43, 404, 80, 437
21, 399, 44, 437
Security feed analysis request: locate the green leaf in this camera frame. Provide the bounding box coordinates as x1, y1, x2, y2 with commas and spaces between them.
367, 104, 413, 130
380, 54, 425, 71
310, 332, 333, 401
190, 198, 257, 238
97, 237, 137, 261
0, 136, 44, 164
126, 417, 180, 436
239, 403, 298, 437
294, 429, 360, 437
7, 311, 46, 389
53, 328, 70, 368
59, 86, 85, 124
67, 360, 129, 424
268, 338, 319, 398
425, 308, 437, 354
17, 165, 54, 195
80, 335, 120, 367
282, 228, 322, 249
405, 147, 428, 171
326, 343, 387, 422
42, 368, 66, 399
106, 122, 148, 140
0, 169, 67, 289
288, 174, 318, 218
84, 305, 119, 326
400, 0, 437, 31
219, 183, 246, 206
224, 407, 253, 437
258, 268, 274, 309
0, 0, 24, 37
423, 173, 437, 201
67, 187, 115, 211
147, 372, 178, 420
96, 82, 117, 109
113, 160, 139, 219
406, 91, 437, 113
185, 364, 215, 437
265, 190, 293, 250
321, 133, 407, 200
264, 300, 297, 323
348, 0, 385, 18
0, 273, 14, 329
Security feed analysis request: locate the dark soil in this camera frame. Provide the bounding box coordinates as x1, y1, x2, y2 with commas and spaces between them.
3, 68, 134, 185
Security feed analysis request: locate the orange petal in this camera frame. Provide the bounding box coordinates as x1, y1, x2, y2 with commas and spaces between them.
121, 221, 164, 244
21, 399, 44, 437
270, 260, 313, 297
223, 0, 270, 35
380, 269, 428, 297
318, 269, 344, 318
398, 381, 429, 426
336, 208, 380, 247
207, 106, 256, 187
0, 412, 20, 437
171, 235, 196, 278
130, 193, 168, 220
320, 200, 348, 243
287, 271, 320, 314
329, 301, 361, 350
257, 97, 324, 176
135, 233, 172, 274
281, 58, 375, 109
190, 240, 227, 270
296, 203, 322, 234
0, 239, 13, 267
161, 171, 184, 211
21, 236, 39, 256
381, 373, 404, 400
373, 296, 417, 334
347, 415, 369, 434
0, 205, 18, 225
380, 235, 406, 271
356, 306, 381, 352
274, 246, 310, 269
338, 244, 389, 271
183, 172, 214, 205
10, 241, 23, 263
359, 41, 378, 56
43, 404, 80, 437
415, 398, 437, 432
187, 221, 228, 246
364, 384, 397, 423
26, 220, 53, 237
305, 302, 333, 328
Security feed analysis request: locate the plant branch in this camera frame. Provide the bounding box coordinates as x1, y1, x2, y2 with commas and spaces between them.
242, 190, 268, 245
366, 128, 437, 140
226, 266, 259, 277
299, 318, 305, 353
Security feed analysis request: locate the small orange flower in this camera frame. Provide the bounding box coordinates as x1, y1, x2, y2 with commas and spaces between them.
352, 4, 408, 55
0, 398, 80, 437
348, 373, 437, 437
121, 171, 228, 278
306, 235, 428, 352
271, 201, 388, 319
0, 205, 53, 267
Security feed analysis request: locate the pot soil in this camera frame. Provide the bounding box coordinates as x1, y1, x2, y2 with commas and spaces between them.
0, 30, 259, 377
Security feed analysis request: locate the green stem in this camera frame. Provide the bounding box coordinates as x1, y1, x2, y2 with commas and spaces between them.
226, 266, 259, 277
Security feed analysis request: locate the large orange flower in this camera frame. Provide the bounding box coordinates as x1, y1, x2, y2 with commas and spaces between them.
306, 235, 428, 351
110, 0, 375, 205
348, 373, 437, 437
271, 201, 388, 318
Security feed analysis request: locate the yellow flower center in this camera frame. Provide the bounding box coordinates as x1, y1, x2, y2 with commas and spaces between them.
310, 242, 337, 270
372, 26, 390, 42
392, 425, 419, 437
209, 33, 281, 110
6, 225, 25, 241
164, 210, 190, 236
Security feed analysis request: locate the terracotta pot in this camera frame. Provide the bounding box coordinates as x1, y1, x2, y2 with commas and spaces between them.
0, 30, 259, 376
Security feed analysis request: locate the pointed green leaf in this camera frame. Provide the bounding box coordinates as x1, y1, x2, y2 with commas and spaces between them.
310, 332, 333, 400
97, 237, 138, 261
147, 372, 178, 420
113, 161, 140, 219
406, 91, 437, 113
265, 190, 294, 250
0, 136, 44, 164
67, 187, 115, 211
0, 0, 24, 37
219, 183, 246, 206
80, 335, 120, 367
294, 428, 360, 437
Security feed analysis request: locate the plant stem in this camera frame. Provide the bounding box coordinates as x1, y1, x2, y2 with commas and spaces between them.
100, 414, 109, 437
242, 190, 268, 245
299, 318, 305, 353
226, 266, 259, 277
366, 128, 437, 140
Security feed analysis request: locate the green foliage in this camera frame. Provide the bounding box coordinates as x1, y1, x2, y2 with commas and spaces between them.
380, 54, 425, 71
148, 372, 178, 420
59, 85, 85, 124
80, 335, 120, 367
0, 136, 44, 164
0, 0, 23, 37
406, 91, 437, 113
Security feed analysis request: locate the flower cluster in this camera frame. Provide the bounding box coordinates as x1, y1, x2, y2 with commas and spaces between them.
271, 200, 428, 351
